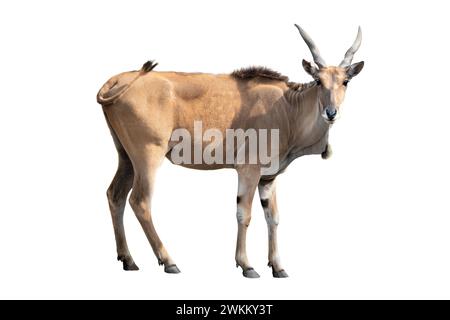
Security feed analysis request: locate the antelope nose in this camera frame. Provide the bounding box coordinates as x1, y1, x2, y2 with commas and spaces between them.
325, 107, 337, 120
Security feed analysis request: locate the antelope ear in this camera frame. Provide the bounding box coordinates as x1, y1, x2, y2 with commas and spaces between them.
346, 61, 364, 79
302, 59, 319, 78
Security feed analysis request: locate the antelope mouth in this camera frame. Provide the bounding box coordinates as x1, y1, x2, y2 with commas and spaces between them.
322, 115, 338, 125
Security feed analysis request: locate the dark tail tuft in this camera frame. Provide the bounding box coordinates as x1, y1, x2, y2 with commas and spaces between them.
141, 60, 158, 73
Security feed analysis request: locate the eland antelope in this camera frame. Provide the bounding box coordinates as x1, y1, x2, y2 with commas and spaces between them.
97, 25, 364, 278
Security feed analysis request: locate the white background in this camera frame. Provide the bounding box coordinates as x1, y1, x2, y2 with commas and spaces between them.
0, 0, 449, 299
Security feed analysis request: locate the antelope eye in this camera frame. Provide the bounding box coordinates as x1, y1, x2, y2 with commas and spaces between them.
316, 79, 322, 86
343, 80, 349, 86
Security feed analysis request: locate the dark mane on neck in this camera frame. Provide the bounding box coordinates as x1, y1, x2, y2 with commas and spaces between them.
231, 66, 316, 91
231, 66, 289, 82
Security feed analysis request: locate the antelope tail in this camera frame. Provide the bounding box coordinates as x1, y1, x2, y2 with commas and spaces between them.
96, 60, 158, 106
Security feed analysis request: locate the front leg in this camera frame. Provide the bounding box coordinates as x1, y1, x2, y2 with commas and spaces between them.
258, 178, 288, 278
235, 166, 261, 278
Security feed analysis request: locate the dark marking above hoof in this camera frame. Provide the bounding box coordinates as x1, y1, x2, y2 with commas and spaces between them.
164, 264, 181, 274
260, 198, 269, 208
272, 269, 289, 278
237, 196, 241, 204
243, 267, 260, 278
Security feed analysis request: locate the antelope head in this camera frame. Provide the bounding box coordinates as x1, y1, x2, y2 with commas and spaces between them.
295, 25, 364, 124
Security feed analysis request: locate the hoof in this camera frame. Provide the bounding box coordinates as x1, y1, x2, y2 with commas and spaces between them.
164, 264, 181, 274
272, 269, 289, 278
118, 256, 139, 271
123, 261, 139, 271
243, 267, 260, 278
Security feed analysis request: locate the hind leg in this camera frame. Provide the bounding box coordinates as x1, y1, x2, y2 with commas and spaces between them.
107, 155, 138, 270
129, 144, 179, 274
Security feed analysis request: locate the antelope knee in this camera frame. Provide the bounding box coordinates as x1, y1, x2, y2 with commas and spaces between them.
236, 207, 251, 226
264, 211, 279, 226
